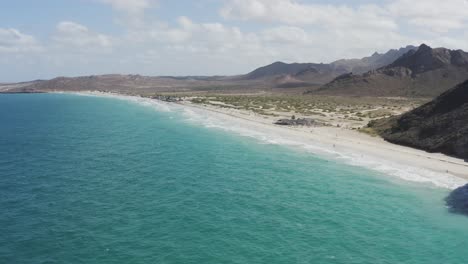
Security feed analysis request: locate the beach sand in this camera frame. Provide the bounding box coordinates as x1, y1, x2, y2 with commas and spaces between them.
180, 101, 468, 189
72, 91, 468, 189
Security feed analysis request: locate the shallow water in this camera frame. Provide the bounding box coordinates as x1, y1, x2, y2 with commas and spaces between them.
1, 93, 467, 263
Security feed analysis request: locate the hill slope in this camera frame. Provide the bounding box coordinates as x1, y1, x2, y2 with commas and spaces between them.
331, 45, 416, 74
369, 80, 468, 160
243, 46, 416, 87
0, 74, 268, 94
315, 44, 468, 97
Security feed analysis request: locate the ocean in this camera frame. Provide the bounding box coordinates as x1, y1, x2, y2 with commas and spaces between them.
1, 93, 467, 263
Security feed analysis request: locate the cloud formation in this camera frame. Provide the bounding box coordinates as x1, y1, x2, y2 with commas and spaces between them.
2, 0, 468, 81
221, 0, 468, 34
100, 0, 155, 14
0, 28, 41, 53
221, 0, 396, 31
388, 0, 468, 33
53, 21, 113, 52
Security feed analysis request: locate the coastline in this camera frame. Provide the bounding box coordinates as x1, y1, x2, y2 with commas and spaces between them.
66, 91, 468, 189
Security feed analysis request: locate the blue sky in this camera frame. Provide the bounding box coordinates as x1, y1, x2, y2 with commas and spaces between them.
1, 0, 468, 82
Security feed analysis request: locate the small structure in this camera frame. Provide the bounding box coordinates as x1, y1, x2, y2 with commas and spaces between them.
274, 118, 317, 127
152, 95, 181, 102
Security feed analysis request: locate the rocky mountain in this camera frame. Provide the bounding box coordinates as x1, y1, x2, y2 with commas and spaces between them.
368, 79, 468, 160
316, 44, 468, 97
242, 62, 338, 88
244, 61, 327, 80
242, 46, 416, 88
331, 45, 416, 74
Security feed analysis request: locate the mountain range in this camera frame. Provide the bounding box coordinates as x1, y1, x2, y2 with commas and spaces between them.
242, 45, 416, 88
315, 44, 468, 97
2, 44, 468, 98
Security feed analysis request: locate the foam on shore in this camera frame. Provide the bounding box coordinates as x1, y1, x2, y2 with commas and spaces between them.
71, 92, 468, 189
179, 104, 467, 189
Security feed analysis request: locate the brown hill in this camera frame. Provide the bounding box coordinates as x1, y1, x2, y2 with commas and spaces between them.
243, 62, 341, 87
315, 44, 468, 97
1, 74, 268, 94
369, 79, 468, 160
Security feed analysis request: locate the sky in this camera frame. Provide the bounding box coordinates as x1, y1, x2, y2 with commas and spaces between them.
1, 0, 468, 82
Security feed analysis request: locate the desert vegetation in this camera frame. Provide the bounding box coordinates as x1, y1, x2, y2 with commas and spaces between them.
186, 94, 426, 129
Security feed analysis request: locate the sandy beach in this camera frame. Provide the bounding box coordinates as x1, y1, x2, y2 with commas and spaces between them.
179, 101, 468, 189
73, 91, 468, 189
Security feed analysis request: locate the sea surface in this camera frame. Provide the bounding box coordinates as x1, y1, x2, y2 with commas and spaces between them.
1, 93, 467, 264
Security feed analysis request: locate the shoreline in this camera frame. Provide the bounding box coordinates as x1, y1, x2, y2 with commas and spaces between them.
182, 101, 468, 182
54, 91, 468, 188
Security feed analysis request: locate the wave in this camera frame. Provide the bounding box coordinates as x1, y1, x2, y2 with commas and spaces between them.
69, 91, 175, 112
71, 92, 467, 190
180, 105, 467, 189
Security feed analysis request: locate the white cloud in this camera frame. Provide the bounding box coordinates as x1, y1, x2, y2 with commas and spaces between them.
119, 11, 411, 72
262, 26, 309, 44
214, 0, 468, 62
388, 0, 468, 33
221, 0, 397, 31
100, 0, 155, 14
218, 0, 417, 62
53, 21, 113, 52
0, 28, 41, 53
126, 16, 260, 53
99, 0, 158, 29
222, 0, 468, 34
4, 0, 468, 82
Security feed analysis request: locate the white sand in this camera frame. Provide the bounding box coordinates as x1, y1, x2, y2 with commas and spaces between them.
180, 102, 468, 189
71, 91, 468, 189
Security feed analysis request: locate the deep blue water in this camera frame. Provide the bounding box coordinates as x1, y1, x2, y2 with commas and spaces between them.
1, 93, 467, 264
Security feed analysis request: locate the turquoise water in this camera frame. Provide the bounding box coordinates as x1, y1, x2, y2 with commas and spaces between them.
1, 93, 467, 264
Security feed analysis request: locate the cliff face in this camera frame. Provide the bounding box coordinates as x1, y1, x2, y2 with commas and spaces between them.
369, 80, 468, 159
